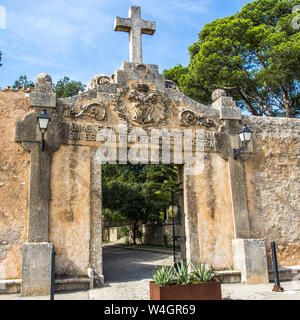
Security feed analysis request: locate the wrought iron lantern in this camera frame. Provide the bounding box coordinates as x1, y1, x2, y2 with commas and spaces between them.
233, 124, 252, 160
37, 110, 51, 151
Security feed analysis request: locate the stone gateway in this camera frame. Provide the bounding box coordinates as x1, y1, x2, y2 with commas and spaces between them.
0, 6, 299, 296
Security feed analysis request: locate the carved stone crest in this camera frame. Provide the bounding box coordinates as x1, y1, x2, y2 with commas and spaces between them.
179, 108, 216, 128
69, 102, 106, 121
113, 82, 172, 127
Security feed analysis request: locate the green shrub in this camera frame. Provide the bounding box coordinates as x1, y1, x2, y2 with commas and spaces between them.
152, 261, 215, 286
152, 265, 176, 286
162, 233, 171, 246
190, 263, 214, 283
174, 260, 190, 285
119, 226, 130, 238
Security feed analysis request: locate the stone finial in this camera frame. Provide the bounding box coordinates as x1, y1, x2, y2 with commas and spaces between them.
30, 73, 56, 108
165, 80, 180, 91
35, 73, 53, 93
211, 88, 241, 120
212, 89, 226, 102
87, 74, 111, 91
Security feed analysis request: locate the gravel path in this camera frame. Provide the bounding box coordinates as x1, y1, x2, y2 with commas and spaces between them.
89, 245, 174, 300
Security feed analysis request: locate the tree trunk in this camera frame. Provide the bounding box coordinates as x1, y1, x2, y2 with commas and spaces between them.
132, 222, 138, 245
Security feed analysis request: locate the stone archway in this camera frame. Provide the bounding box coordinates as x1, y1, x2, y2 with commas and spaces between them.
12, 6, 272, 297
15, 60, 262, 296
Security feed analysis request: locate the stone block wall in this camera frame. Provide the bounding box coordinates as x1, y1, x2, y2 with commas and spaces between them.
244, 116, 300, 267
0, 89, 31, 279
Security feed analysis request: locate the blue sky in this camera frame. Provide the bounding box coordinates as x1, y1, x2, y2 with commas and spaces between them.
0, 0, 252, 88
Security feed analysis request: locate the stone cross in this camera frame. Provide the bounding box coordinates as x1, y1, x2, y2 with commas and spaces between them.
114, 6, 156, 64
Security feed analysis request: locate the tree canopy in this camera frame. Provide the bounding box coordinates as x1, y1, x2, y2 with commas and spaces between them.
12, 75, 34, 90
164, 0, 300, 118
11, 75, 86, 97
54, 76, 86, 98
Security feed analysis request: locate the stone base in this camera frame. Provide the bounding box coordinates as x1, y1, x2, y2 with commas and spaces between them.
0, 279, 22, 294
113, 61, 166, 90
0, 277, 105, 294
215, 270, 241, 283
232, 239, 269, 284
21, 243, 53, 297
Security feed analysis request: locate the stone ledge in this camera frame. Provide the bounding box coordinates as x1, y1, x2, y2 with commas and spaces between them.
215, 270, 241, 284
0, 279, 22, 294
0, 278, 91, 294
54, 277, 91, 292
268, 265, 300, 282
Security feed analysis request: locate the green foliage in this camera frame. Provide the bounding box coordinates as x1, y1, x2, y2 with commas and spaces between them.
152, 265, 176, 286
163, 64, 188, 86
125, 237, 131, 245
102, 164, 178, 244
11, 75, 86, 99
119, 226, 130, 238
190, 263, 214, 283
152, 261, 215, 286
174, 260, 190, 285
54, 76, 86, 98
162, 233, 171, 246
12, 75, 34, 90
164, 0, 300, 118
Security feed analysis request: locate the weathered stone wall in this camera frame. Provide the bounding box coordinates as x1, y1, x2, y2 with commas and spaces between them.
0, 90, 31, 279
194, 153, 235, 270
244, 116, 300, 267
49, 145, 91, 277
1, 76, 299, 290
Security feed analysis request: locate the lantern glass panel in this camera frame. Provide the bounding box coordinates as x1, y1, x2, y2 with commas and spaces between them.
239, 131, 245, 142
244, 131, 252, 143
38, 118, 49, 132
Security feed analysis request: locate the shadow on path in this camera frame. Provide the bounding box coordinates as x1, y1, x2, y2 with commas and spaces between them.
103, 245, 174, 283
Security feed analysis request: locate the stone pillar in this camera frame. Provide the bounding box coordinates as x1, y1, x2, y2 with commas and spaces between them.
212, 89, 268, 283
232, 239, 269, 283
21, 243, 53, 296
177, 165, 186, 261
90, 149, 104, 286
183, 166, 200, 266
15, 74, 66, 296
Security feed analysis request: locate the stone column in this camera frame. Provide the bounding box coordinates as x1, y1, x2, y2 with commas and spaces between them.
90, 149, 104, 286
177, 165, 186, 261
212, 89, 269, 284
15, 74, 66, 296
183, 166, 201, 266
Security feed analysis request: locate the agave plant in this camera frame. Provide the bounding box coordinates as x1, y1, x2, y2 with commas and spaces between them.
152, 265, 176, 286
190, 263, 214, 283
174, 260, 191, 285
